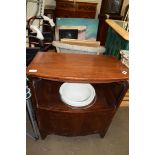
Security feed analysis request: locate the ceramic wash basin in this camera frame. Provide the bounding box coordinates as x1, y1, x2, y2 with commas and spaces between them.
59, 83, 96, 107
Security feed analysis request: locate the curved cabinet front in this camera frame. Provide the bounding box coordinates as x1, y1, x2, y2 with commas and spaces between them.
29, 78, 128, 139
27, 52, 129, 139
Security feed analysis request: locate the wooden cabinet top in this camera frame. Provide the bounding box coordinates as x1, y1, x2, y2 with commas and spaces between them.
26, 52, 128, 83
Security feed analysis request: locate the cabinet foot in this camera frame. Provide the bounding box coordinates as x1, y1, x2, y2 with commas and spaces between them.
99, 132, 106, 138
40, 131, 48, 140
99, 128, 108, 138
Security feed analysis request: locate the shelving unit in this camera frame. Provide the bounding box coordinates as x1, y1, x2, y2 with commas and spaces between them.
55, 0, 97, 18
27, 52, 129, 139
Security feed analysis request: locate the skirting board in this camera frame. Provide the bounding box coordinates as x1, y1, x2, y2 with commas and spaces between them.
120, 90, 129, 107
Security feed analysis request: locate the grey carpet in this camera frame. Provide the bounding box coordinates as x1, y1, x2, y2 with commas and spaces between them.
26, 107, 128, 155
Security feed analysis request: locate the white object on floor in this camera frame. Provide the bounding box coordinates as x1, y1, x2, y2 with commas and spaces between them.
59, 83, 96, 107
52, 41, 105, 55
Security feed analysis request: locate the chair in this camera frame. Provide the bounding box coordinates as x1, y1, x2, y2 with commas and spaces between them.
26, 15, 56, 66
26, 15, 55, 51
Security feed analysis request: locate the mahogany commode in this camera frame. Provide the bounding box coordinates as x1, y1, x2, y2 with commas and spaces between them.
26, 52, 128, 139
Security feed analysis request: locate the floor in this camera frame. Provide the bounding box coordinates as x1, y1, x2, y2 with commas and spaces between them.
26, 107, 129, 155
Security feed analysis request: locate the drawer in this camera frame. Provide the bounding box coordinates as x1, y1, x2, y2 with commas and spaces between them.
77, 3, 97, 11
76, 11, 96, 18
56, 2, 75, 11
55, 9, 76, 18
37, 109, 114, 137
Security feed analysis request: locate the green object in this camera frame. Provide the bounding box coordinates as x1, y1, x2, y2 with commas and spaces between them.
105, 27, 129, 59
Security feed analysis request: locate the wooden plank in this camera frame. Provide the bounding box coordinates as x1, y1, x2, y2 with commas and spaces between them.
60, 39, 100, 47
105, 19, 129, 41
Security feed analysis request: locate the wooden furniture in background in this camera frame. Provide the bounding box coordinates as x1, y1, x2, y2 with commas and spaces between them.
55, 0, 97, 18
106, 19, 128, 40
97, 0, 124, 45
27, 52, 129, 139
104, 19, 129, 59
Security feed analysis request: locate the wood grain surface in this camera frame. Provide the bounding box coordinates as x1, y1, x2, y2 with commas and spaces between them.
26, 52, 128, 83
27, 51, 129, 139
29, 78, 128, 139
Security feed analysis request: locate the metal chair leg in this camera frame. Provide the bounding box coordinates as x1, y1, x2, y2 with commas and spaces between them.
26, 87, 39, 140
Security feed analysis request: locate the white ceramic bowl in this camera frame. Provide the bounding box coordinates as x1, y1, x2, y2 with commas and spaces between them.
59, 83, 96, 107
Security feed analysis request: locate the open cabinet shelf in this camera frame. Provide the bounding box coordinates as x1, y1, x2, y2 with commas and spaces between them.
33, 79, 119, 112
27, 52, 129, 139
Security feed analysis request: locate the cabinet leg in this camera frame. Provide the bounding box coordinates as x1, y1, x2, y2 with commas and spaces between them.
40, 130, 48, 140
99, 132, 106, 138
99, 128, 108, 138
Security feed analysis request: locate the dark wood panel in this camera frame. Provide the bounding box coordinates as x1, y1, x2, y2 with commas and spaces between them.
97, 0, 124, 45
32, 79, 116, 111
36, 108, 114, 138
29, 78, 128, 139
99, 0, 123, 15
76, 3, 97, 11
75, 11, 96, 18
55, 10, 76, 18
56, 2, 75, 11
55, 0, 97, 18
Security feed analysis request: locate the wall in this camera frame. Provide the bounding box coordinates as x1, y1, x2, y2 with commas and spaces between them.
121, 0, 129, 16
96, 0, 102, 18
27, 0, 45, 19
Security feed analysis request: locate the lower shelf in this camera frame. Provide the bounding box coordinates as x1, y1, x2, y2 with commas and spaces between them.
30, 78, 128, 139
36, 108, 115, 138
